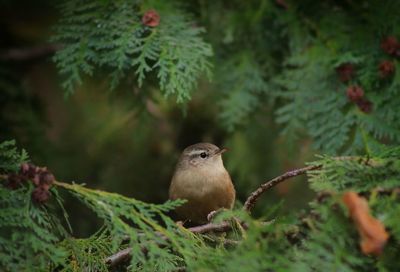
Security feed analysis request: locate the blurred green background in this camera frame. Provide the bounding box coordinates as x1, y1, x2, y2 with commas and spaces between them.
0, 1, 314, 236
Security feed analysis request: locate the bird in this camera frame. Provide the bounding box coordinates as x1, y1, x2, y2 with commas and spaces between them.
169, 143, 235, 224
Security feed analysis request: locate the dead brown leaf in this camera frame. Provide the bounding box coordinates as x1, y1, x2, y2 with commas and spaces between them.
342, 191, 389, 256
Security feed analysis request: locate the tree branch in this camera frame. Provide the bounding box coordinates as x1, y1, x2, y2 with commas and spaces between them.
105, 220, 247, 267
187, 221, 234, 234
105, 247, 133, 266
243, 164, 322, 213
0, 44, 62, 62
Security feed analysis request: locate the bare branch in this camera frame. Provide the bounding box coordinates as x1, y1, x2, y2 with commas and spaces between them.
188, 221, 237, 234
243, 164, 322, 213
105, 247, 132, 266
105, 220, 247, 267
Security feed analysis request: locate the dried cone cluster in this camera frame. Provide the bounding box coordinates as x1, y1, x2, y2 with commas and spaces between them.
334, 36, 400, 114
346, 85, 373, 113
346, 85, 364, 102
334, 63, 372, 113
142, 9, 160, 27
336, 63, 355, 83
355, 99, 373, 114
335, 63, 372, 113
379, 60, 395, 78
379, 36, 398, 78
7, 163, 55, 204
381, 36, 400, 57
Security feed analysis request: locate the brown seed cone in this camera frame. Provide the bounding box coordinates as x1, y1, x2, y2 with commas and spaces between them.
6, 173, 24, 189
356, 98, 373, 113
32, 174, 41, 186
20, 163, 30, 174
336, 63, 355, 82
24, 163, 37, 179
381, 36, 399, 56
346, 85, 364, 102
39, 171, 55, 186
32, 186, 50, 204
379, 60, 395, 78
142, 9, 160, 27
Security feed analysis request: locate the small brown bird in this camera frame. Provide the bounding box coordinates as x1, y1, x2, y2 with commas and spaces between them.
169, 143, 235, 223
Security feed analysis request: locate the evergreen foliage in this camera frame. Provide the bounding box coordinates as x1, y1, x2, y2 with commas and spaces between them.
307, 147, 400, 192
52, 0, 400, 154
292, 199, 373, 272
57, 182, 197, 271
1, 140, 399, 271
0, 140, 28, 173
218, 53, 271, 131
60, 228, 113, 272
0, 141, 67, 271
52, 0, 212, 102
2, 0, 400, 271
257, 1, 400, 154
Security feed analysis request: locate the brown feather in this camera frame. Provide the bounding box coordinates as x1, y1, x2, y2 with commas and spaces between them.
169, 143, 235, 223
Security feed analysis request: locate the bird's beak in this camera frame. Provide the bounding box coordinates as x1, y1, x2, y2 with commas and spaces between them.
214, 148, 228, 156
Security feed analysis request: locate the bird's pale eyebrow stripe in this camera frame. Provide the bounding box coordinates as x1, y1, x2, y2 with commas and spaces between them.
187, 149, 207, 156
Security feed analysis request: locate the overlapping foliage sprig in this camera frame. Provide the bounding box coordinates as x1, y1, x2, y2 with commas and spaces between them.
52, 0, 400, 155
1, 140, 399, 271
207, 1, 400, 154
273, 29, 400, 155
0, 141, 203, 271
52, 0, 212, 102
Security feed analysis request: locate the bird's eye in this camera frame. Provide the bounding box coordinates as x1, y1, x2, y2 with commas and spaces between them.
200, 152, 207, 158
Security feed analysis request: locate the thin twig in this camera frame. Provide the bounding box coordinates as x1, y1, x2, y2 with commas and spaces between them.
105, 221, 247, 267
243, 164, 322, 213
187, 221, 234, 234
0, 44, 62, 61
105, 247, 133, 266
105, 245, 149, 266
105, 238, 241, 268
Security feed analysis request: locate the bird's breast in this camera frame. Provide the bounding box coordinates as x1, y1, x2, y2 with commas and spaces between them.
170, 166, 231, 199
169, 165, 235, 223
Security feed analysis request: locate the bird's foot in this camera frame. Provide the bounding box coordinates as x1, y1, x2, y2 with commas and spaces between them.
207, 209, 227, 222
175, 220, 189, 227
